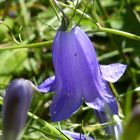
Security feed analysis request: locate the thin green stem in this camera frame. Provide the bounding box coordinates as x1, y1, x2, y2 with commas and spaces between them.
0, 21, 20, 44
95, 0, 108, 20
0, 25, 138, 52
25, 98, 44, 133
54, 0, 67, 19
0, 26, 139, 53
99, 26, 140, 41
110, 83, 119, 98
0, 40, 53, 51
70, 0, 80, 21
97, 48, 133, 62
59, 1, 92, 20
19, 0, 29, 25
28, 112, 74, 140
84, 120, 117, 132
49, 0, 61, 20
76, 2, 88, 26
88, 25, 140, 42
59, 1, 140, 42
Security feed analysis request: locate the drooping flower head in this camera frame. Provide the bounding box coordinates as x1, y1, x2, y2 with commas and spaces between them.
2, 79, 33, 140
37, 26, 126, 122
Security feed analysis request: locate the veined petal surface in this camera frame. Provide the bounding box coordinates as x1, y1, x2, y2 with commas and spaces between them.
100, 63, 127, 83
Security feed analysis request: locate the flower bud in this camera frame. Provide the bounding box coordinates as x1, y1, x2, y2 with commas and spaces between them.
2, 79, 33, 140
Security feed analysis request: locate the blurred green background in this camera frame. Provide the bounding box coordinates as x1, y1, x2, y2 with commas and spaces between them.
0, 0, 140, 139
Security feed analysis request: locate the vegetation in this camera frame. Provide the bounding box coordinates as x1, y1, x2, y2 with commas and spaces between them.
0, 0, 140, 139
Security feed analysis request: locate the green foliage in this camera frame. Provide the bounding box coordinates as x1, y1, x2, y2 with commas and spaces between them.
0, 0, 140, 139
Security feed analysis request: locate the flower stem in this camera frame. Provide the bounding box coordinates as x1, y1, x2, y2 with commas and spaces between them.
27, 112, 74, 140
49, 0, 61, 20
96, 25, 140, 42
59, 1, 92, 20
87, 25, 140, 42
0, 25, 139, 52
59, 1, 140, 42
97, 48, 133, 61
0, 40, 53, 51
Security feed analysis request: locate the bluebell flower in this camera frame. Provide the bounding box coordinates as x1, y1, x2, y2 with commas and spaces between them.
62, 130, 94, 140
37, 26, 126, 122
2, 79, 33, 140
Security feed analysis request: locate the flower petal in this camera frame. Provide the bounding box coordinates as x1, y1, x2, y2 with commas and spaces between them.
50, 89, 82, 122
86, 97, 118, 115
85, 75, 118, 114
100, 63, 127, 83
37, 76, 55, 93
62, 130, 94, 140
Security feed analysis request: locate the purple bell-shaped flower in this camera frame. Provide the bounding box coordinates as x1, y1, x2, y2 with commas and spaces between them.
37, 26, 126, 122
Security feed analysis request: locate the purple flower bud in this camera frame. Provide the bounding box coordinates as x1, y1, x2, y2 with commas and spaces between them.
8, 11, 16, 18
2, 79, 33, 140
37, 26, 127, 122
